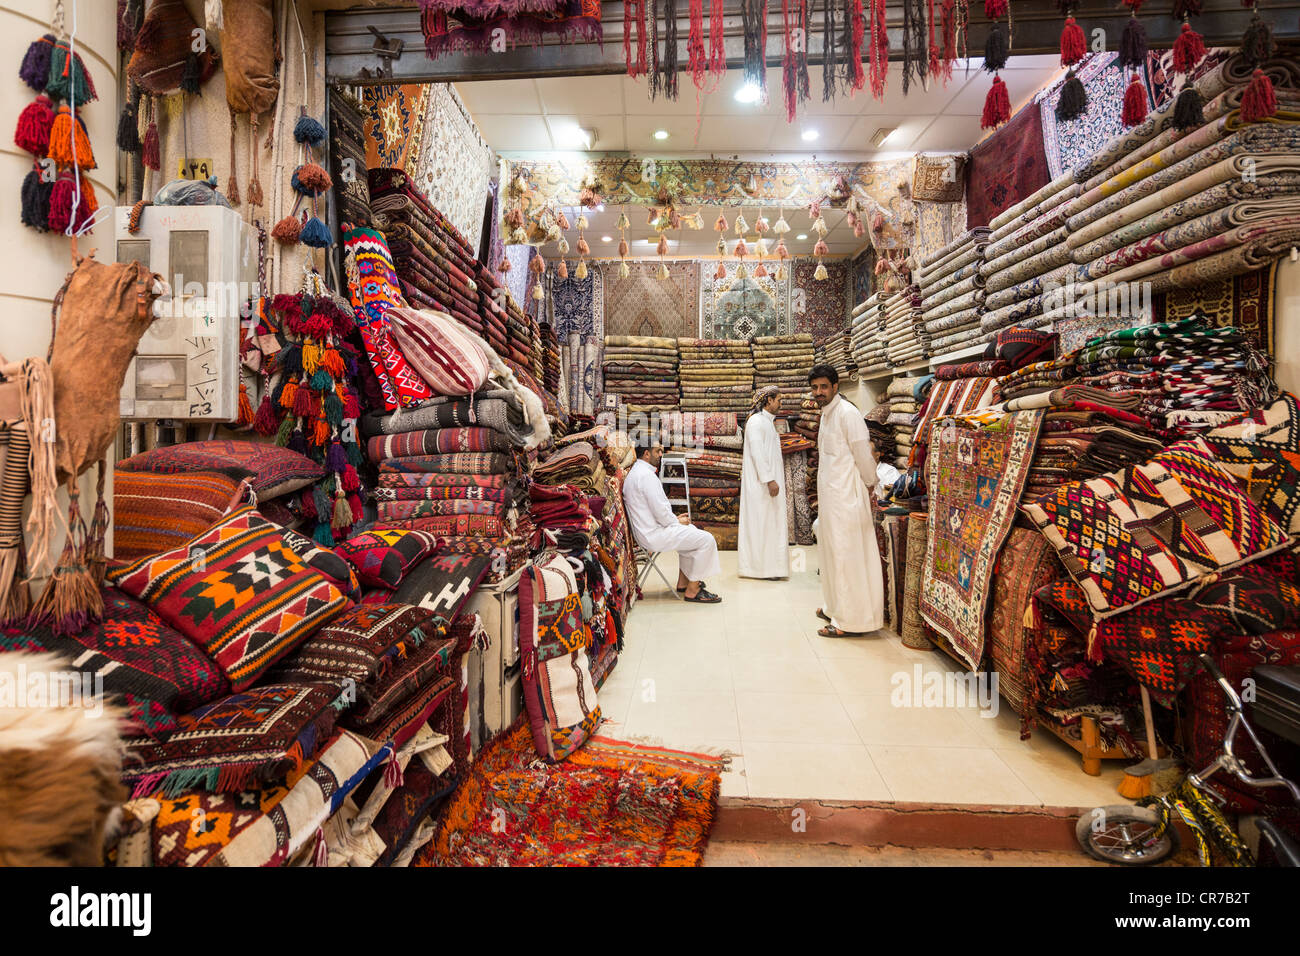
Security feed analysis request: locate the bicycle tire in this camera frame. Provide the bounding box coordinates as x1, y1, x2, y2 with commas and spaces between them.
1076, 805, 1181, 866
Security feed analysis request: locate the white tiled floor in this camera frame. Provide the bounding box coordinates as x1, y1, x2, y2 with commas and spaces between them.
602, 545, 1134, 807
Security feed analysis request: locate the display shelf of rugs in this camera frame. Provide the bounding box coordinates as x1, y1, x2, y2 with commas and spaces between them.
814, 329, 855, 382
850, 292, 887, 376
602, 334, 680, 414
752, 333, 815, 418
881, 285, 928, 367
677, 338, 754, 414
977, 52, 1300, 339
915, 228, 993, 355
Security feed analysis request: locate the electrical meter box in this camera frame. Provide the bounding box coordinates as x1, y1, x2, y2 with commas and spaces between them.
114, 204, 257, 421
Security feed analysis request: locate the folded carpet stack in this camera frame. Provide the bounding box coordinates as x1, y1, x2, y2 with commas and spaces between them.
815, 330, 854, 382
915, 228, 992, 356
978, 54, 1300, 337
850, 292, 887, 375
795, 396, 822, 514
881, 285, 927, 367
880, 373, 932, 469
602, 335, 680, 413
752, 333, 815, 415
667, 437, 745, 547
676, 338, 754, 413
540, 321, 562, 397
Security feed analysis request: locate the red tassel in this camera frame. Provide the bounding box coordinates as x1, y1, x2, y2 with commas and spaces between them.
688, 0, 706, 88
984, 0, 1006, 18
47, 174, 74, 231
1060, 17, 1086, 67
940, 0, 956, 82
709, 0, 725, 77
851, 0, 866, 90
869, 0, 888, 99
1241, 68, 1277, 122
142, 122, 160, 171
14, 94, 55, 156
1172, 22, 1206, 74
253, 394, 280, 436
981, 75, 1010, 129
1122, 72, 1148, 126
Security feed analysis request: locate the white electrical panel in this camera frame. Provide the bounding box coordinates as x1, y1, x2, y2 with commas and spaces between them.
114, 204, 257, 421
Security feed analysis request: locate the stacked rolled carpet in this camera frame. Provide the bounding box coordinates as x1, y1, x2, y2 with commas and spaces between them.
676, 338, 755, 413
369, 169, 485, 337
850, 293, 887, 374
796, 397, 821, 515
752, 334, 815, 415
670, 446, 745, 549
363, 392, 533, 580
815, 330, 854, 381
330, 90, 371, 228
882, 374, 932, 468
540, 321, 561, 398
881, 285, 927, 366
602, 335, 680, 413
978, 54, 1300, 337
915, 228, 992, 356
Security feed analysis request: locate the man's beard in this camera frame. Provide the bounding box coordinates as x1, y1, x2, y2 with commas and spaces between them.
813, 392, 833, 407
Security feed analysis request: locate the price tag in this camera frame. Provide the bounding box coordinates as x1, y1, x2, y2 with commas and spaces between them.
177, 157, 215, 180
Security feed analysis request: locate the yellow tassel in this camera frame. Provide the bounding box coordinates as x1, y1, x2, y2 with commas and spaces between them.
301, 342, 321, 375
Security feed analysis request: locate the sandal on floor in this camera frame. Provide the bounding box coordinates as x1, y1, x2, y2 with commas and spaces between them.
677, 582, 706, 592
683, 588, 722, 604
816, 608, 832, 623
817, 624, 865, 637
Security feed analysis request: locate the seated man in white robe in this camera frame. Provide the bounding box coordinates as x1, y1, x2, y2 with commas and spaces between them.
622, 440, 722, 604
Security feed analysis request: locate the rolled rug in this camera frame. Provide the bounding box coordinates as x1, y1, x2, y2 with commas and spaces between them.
900, 512, 931, 649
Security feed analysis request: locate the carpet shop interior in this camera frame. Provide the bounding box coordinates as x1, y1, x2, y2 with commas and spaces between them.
2, 0, 1300, 871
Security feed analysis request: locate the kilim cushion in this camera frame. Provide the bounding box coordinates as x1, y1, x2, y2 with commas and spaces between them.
1022, 438, 1291, 618
390, 553, 491, 621
270, 603, 449, 709
279, 527, 362, 600
113, 470, 246, 561
122, 681, 346, 797
116, 440, 325, 500
1204, 392, 1300, 535
336, 528, 442, 588
387, 306, 491, 397
0, 587, 229, 739
107, 505, 352, 690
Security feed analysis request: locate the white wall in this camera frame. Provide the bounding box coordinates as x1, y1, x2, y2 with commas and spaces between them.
1273, 256, 1300, 397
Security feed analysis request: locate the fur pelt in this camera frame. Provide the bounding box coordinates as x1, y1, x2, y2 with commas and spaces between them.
0, 653, 127, 866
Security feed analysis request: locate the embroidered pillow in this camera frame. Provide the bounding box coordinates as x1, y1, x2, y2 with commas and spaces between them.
116, 440, 325, 500
1022, 438, 1290, 618
387, 306, 491, 397
995, 326, 1058, 370
113, 469, 246, 561
912, 154, 966, 203
336, 529, 442, 588
280, 527, 362, 600
122, 681, 345, 797
1204, 392, 1300, 534
0, 587, 229, 739
107, 505, 352, 690
390, 553, 491, 621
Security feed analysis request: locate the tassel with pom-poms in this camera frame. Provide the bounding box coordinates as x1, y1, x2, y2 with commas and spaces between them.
20, 34, 55, 92
814, 261, 828, 280
618, 237, 629, 259
1172, 21, 1206, 73
117, 94, 141, 153
1056, 70, 1088, 121
14, 94, 54, 156
180, 51, 202, 95
1059, 16, 1085, 67
657, 234, 669, 257
48, 105, 96, 169
273, 213, 303, 244
576, 237, 590, 257
813, 239, 829, 257
984, 0, 1006, 17
657, 262, 670, 280
984, 22, 1008, 72
982, 75, 1010, 129
733, 237, 748, 258
714, 211, 728, 233
253, 391, 280, 436
714, 261, 726, 280
1122, 72, 1148, 127
20, 167, 52, 232
556, 258, 569, 280
618, 260, 630, 279
300, 216, 331, 248
1118, 12, 1147, 71
575, 259, 588, 280
292, 163, 332, 196
293, 111, 327, 146
1241, 68, 1277, 123
237, 380, 254, 427
46, 171, 74, 232
46, 41, 96, 104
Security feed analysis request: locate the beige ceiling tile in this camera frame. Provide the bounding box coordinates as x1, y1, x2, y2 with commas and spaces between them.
908, 114, 985, 152
473, 114, 554, 150
534, 75, 625, 115
454, 79, 541, 115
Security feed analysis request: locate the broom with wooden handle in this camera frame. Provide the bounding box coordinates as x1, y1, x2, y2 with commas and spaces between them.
1117, 685, 1181, 799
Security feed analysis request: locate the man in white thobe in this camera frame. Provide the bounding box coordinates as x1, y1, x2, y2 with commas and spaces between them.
622, 441, 722, 603
738, 386, 788, 579
810, 364, 885, 636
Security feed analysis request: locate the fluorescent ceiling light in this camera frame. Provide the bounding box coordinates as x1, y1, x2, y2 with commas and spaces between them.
796, 233, 808, 240
734, 83, 761, 104
653, 129, 670, 140
801, 129, 819, 142
601, 235, 612, 242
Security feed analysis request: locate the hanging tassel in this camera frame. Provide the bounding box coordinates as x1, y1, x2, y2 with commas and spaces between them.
292, 163, 332, 196
625, 0, 648, 78
983, 0, 1006, 17
47, 172, 75, 232
714, 261, 726, 279
782, 0, 811, 122
1240, 8, 1274, 68
1172, 0, 1201, 18
656, 234, 669, 256
753, 262, 768, 278
253, 392, 280, 435
180, 51, 202, 95
709, 0, 726, 78
1173, 84, 1205, 129
342, 464, 361, 492
657, 262, 670, 279
982, 74, 1010, 128
1056, 70, 1088, 121
142, 120, 160, 171
716, 237, 727, 256
814, 261, 828, 280
557, 258, 569, 279
293, 111, 327, 146
15, 94, 55, 157
714, 211, 728, 232
618, 237, 629, 258
19, 34, 55, 92
300, 217, 331, 248
940, 0, 956, 82
20, 168, 52, 231
48, 106, 96, 170
1122, 71, 1148, 126
237, 381, 254, 426
1060, 16, 1085, 66
734, 237, 748, 257
869, 0, 887, 98
1171, 22, 1206, 73
226, 111, 241, 205
117, 95, 141, 153
813, 239, 829, 256
983, 21, 1008, 72
575, 260, 588, 280
1118, 15, 1147, 69
901, 0, 926, 95
46, 42, 96, 104
775, 238, 789, 259
247, 117, 264, 206
618, 260, 630, 278
576, 237, 590, 256
688, 0, 706, 87
1241, 68, 1277, 123
740, 0, 768, 96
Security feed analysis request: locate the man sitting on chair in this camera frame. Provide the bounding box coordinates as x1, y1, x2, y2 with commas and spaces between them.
622, 438, 722, 604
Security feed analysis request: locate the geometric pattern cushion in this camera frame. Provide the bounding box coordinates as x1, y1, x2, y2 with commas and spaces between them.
115, 439, 326, 500
107, 505, 352, 690
1204, 391, 1300, 535
387, 306, 491, 397
1023, 437, 1291, 618
113, 469, 246, 561
279, 527, 363, 601
336, 528, 441, 588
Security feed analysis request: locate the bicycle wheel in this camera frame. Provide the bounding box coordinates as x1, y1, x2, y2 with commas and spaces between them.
1076, 805, 1181, 865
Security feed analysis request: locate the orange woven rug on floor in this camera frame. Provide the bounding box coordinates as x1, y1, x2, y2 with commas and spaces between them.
416, 721, 723, 866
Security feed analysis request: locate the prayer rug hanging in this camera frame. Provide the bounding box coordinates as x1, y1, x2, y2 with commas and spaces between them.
965, 100, 1051, 230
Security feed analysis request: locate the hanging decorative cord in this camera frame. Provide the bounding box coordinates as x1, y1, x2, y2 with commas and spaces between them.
660, 0, 680, 100
1118, 0, 1149, 127
902, 0, 928, 95
625, 0, 648, 77
741, 0, 768, 98
1170, 0, 1207, 129
868, 0, 887, 99
1238, 0, 1277, 123
981, 0, 1010, 129
783, 0, 810, 121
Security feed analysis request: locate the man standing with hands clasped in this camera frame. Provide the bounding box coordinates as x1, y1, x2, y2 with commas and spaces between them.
808, 364, 884, 637
738, 384, 789, 579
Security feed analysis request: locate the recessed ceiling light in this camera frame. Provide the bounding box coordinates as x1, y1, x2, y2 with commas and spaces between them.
653, 129, 669, 140
796, 233, 808, 240
560, 124, 595, 149
734, 83, 761, 104
801, 129, 819, 142
601, 235, 612, 242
